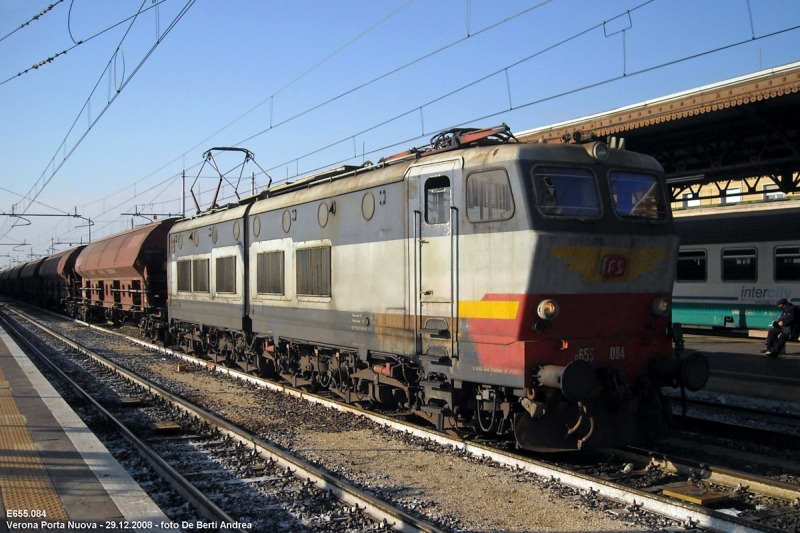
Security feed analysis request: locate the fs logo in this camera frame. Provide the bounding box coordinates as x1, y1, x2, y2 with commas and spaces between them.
601, 255, 627, 278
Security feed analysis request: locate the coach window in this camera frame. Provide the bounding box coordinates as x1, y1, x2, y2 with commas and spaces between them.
296, 246, 331, 297
721, 248, 757, 282
775, 246, 800, 281
425, 176, 450, 224
466, 170, 514, 222
257, 251, 284, 295
676, 250, 706, 282
609, 172, 667, 220
216, 256, 236, 294
532, 167, 600, 217
192, 258, 210, 293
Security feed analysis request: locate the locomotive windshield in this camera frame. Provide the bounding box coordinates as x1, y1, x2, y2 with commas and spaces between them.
609, 171, 667, 220
531, 167, 600, 217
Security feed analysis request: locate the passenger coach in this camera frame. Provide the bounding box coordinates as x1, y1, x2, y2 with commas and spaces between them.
673, 204, 800, 332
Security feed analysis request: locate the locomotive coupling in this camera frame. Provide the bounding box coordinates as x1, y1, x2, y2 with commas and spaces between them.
532, 360, 596, 402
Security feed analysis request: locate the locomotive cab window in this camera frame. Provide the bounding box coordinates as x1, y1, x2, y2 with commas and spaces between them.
532, 167, 600, 217
215, 256, 236, 294
775, 246, 800, 281
609, 172, 667, 220
425, 176, 450, 224
676, 250, 707, 282
466, 169, 514, 222
722, 248, 757, 282
257, 251, 284, 295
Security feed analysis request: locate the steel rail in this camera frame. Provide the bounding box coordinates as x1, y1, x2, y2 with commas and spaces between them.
612, 446, 800, 502
0, 304, 447, 533
0, 310, 235, 526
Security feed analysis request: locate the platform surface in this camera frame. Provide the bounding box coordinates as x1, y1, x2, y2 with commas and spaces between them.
684, 332, 800, 404
0, 327, 170, 533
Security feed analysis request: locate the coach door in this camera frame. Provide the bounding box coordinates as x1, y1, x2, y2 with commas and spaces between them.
408, 160, 460, 360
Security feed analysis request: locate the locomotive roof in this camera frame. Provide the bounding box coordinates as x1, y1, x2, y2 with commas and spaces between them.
170, 204, 249, 233
248, 142, 661, 216
174, 124, 662, 226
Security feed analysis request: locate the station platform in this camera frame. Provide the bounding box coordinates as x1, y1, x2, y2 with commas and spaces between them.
684, 332, 800, 405
0, 327, 171, 533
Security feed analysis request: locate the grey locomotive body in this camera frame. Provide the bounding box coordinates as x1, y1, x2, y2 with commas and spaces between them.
166, 127, 707, 451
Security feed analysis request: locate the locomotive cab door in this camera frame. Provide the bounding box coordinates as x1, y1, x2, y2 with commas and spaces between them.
407, 160, 461, 360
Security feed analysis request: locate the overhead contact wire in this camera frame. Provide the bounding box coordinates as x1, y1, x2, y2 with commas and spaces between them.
0, 0, 168, 87
3, 0, 197, 242
0, 1, 65, 44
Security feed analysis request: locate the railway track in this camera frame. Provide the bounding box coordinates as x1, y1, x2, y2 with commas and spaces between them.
2, 299, 799, 532
0, 306, 445, 532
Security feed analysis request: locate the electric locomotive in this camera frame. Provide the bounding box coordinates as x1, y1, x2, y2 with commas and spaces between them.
167, 125, 709, 452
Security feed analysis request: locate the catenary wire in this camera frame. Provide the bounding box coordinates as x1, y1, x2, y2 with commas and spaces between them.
89, 0, 559, 215
0, 0, 168, 87
21, 5, 799, 255
0, 1, 65, 44
29, 0, 421, 238
1, 0, 197, 243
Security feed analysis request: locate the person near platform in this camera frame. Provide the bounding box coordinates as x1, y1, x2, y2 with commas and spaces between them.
761, 298, 797, 357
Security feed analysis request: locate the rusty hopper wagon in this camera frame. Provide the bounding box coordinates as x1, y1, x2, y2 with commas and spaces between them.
74, 219, 175, 327
38, 246, 86, 313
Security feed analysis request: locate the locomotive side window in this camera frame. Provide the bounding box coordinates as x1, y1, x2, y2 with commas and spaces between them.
532, 167, 600, 217
425, 176, 450, 224
297, 246, 331, 297
676, 250, 706, 282
216, 256, 236, 294
609, 172, 667, 219
192, 258, 210, 293
177, 260, 191, 292
775, 246, 800, 281
466, 170, 514, 222
257, 251, 284, 295
721, 248, 757, 282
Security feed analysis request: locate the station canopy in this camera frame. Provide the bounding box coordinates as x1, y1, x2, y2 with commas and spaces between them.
517, 61, 800, 201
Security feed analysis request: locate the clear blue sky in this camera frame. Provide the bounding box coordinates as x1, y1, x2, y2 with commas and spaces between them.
1, 0, 799, 266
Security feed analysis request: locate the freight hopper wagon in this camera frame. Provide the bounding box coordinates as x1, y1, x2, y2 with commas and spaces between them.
74, 219, 175, 333
167, 126, 709, 452
19, 258, 45, 307
38, 246, 86, 314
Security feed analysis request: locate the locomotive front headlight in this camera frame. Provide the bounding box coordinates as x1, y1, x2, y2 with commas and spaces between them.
651, 297, 670, 317
537, 299, 560, 320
